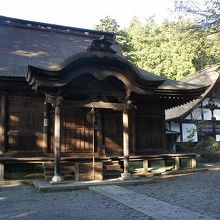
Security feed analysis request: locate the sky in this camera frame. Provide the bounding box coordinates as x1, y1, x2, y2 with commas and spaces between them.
0, 0, 175, 29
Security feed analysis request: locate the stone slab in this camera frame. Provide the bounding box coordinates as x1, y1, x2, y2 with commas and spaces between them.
90, 185, 216, 220
33, 178, 154, 192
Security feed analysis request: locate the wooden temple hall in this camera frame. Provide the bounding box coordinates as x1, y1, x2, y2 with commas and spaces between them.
0, 16, 207, 182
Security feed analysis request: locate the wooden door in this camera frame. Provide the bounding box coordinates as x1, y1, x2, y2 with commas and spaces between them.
61, 108, 94, 153
103, 110, 123, 156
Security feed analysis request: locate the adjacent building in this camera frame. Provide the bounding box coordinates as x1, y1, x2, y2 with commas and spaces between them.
166, 65, 220, 152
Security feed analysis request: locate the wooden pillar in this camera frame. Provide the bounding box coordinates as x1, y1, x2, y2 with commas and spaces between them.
121, 109, 132, 179
143, 159, 149, 174
97, 110, 105, 157
174, 156, 180, 170
0, 162, 4, 180
131, 111, 136, 154
0, 95, 7, 180
171, 135, 177, 153
43, 102, 49, 153
0, 94, 6, 154
47, 96, 63, 183
191, 157, 197, 168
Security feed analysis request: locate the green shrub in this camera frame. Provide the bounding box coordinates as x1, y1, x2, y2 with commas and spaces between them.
195, 140, 220, 162
176, 142, 197, 153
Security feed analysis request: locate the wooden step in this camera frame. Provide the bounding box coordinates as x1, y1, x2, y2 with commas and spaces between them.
102, 160, 122, 180
103, 172, 122, 179
103, 164, 122, 170
43, 162, 75, 181
104, 161, 120, 165
44, 166, 75, 172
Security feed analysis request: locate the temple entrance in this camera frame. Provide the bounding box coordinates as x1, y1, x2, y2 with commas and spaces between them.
103, 110, 123, 156
61, 107, 95, 153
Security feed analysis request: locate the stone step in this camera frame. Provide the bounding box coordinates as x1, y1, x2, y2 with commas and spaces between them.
45, 174, 75, 181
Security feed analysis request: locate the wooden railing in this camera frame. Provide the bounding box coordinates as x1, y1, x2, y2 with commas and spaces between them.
110, 153, 197, 173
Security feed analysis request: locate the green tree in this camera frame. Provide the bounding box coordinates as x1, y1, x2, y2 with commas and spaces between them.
94, 16, 133, 60
95, 15, 220, 80
125, 17, 220, 79
175, 0, 220, 34
95, 16, 120, 33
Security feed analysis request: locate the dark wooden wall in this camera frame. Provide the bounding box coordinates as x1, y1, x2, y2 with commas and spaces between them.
1, 95, 167, 156
135, 104, 167, 154
7, 96, 44, 152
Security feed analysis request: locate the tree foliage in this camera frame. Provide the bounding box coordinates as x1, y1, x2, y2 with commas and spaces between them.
94, 16, 134, 60
126, 18, 220, 79
95, 16, 120, 33
95, 14, 220, 80
175, 0, 220, 34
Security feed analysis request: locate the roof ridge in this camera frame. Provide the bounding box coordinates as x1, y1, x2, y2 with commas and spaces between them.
181, 64, 220, 83
0, 15, 115, 39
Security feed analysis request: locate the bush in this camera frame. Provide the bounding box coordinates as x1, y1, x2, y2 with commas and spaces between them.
194, 140, 220, 153
195, 140, 220, 162
176, 142, 197, 153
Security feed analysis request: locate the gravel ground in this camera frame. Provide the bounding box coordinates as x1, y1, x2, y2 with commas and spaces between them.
126, 169, 220, 220
0, 169, 219, 220
0, 185, 148, 220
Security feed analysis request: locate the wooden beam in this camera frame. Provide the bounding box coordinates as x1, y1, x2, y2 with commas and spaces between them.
62, 88, 124, 98
0, 95, 6, 154
63, 100, 124, 111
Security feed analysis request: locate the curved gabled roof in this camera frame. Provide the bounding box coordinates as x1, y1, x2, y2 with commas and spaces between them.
27, 50, 165, 95
27, 49, 208, 102
166, 65, 220, 121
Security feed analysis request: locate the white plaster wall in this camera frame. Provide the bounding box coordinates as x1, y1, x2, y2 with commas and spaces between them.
192, 108, 202, 120
184, 114, 191, 120
214, 109, 220, 120
203, 109, 212, 120
216, 135, 220, 141
170, 122, 180, 132
202, 98, 209, 106
182, 123, 198, 142
170, 122, 181, 142
214, 98, 220, 107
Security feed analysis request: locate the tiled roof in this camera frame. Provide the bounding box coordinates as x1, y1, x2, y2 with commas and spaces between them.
0, 15, 119, 77
165, 65, 220, 120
